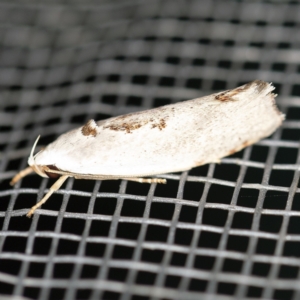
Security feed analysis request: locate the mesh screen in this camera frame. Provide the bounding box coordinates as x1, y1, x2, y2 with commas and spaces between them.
0, 1, 300, 299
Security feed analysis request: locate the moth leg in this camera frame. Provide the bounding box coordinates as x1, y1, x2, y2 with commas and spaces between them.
123, 177, 167, 184
10, 166, 34, 186
27, 175, 69, 218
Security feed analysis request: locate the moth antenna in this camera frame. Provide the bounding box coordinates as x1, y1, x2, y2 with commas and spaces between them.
28, 135, 40, 167
31, 135, 40, 159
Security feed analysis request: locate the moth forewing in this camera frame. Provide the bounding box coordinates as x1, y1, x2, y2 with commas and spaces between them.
11, 80, 284, 217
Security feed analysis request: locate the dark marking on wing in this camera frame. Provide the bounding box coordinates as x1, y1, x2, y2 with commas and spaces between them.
215, 88, 244, 102
151, 118, 167, 130
104, 115, 168, 134
81, 119, 98, 137
105, 122, 144, 134
215, 80, 270, 102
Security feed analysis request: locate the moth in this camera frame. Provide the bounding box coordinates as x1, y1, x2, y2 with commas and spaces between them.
11, 80, 284, 217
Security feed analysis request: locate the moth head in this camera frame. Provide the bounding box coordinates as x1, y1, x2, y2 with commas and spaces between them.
28, 135, 49, 178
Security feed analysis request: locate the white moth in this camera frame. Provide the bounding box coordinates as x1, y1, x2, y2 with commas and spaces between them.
11, 80, 284, 217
